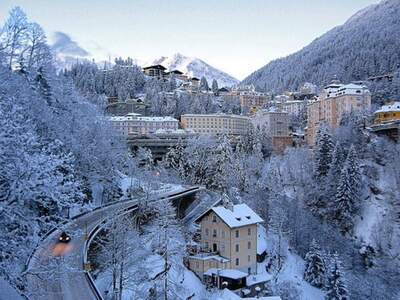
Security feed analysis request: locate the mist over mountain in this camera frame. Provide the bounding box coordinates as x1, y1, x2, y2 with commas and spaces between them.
242, 0, 400, 92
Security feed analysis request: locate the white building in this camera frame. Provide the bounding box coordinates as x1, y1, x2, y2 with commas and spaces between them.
251, 108, 289, 137
281, 100, 306, 115
181, 114, 251, 136
109, 113, 179, 136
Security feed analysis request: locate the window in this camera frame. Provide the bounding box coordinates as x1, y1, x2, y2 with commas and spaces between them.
221, 230, 225, 238
248, 255, 251, 262
221, 244, 225, 253
205, 228, 209, 236
205, 242, 209, 249
235, 230, 239, 238
248, 228, 251, 236
235, 244, 239, 252
213, 229, 217, 238
236, 258, 239, 266
196, 261, 199, 268
248, 241, 251, 249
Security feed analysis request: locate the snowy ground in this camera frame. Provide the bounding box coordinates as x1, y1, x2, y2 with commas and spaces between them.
354, 162, 397, 246
262, 226, 325, 300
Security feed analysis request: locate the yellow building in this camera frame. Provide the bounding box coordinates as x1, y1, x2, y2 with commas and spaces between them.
369, 101, 400, 141
187, 202, 263, 279
306, 82, 371, 145
374, 101, 400, 124
181, 113, 251, 136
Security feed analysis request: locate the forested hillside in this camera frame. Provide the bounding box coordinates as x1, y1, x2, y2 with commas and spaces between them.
242, 0, 400, 94
0, 7, 125, 289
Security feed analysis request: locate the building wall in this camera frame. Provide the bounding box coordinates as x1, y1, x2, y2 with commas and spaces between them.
375, 111, 400, 124
306, 92, 371, 145
252, 111, 290, 137
187, 257, 228, 278
181, 114, 250, 136
199, 211, 258, 274
110, 116, 179, 136
240, 94, 269, 114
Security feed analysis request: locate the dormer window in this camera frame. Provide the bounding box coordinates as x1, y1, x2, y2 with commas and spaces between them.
236, 217, 241, 221
246, 216, 251, 220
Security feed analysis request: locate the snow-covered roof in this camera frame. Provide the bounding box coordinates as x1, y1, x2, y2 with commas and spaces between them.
209, 204, 264, 228
246, 273, 273, 286
181, 113, 250, 120
204, 268, 248, 279
190, 253, 229, 263
375, 101, 400, 113
109, 115, 178, 122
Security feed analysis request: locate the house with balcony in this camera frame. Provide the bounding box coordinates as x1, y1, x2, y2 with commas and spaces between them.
187, 198, 264, 290
142, 64, 167, 79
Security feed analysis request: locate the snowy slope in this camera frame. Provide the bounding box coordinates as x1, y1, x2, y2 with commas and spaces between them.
147, 53, 239, 87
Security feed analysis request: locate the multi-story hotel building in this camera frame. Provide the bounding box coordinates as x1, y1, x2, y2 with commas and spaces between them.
181, 114, 251, 136
252, 108, 292, 152
306, 81, 371, 145
239, 92, 270, 115
252, 108, 289, 137
109, 113, 179, 136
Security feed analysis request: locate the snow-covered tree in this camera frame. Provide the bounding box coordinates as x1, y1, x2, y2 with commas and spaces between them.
199, 76, 209, 91
0, 6, 29, 69
332, 162, 357, 233
303, 239, 327, 288
326, 254, 349, 300
314, 124, 334, 178
345, 145, 361, 191
211, 79, 219, 95
135, 147, 153, 170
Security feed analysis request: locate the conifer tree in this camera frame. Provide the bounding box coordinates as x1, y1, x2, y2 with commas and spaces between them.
212, 79, 219, 95
199, 76, 209, 91
304, 239, 327, 288
345, 144, 361, 191
326, 254, 349, 300
333, 162, 356, 233
314, 125, 334, 178
212, 134, 233, 192
328, 141, 346, 196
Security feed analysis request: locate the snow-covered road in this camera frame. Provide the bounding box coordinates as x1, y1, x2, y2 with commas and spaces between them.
26, 186, 202, 300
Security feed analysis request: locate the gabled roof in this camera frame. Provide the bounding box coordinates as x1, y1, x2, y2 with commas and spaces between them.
375, 101, 400, 113
196, 203, 263, 228
167, 69, 184, 75
218, 87, 230, 92
142, 64, 166, 70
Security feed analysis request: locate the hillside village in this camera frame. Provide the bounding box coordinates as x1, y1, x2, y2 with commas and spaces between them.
1, 1, 400, 300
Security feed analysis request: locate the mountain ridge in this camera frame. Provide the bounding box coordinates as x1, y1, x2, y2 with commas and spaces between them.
241, 0, 400, 92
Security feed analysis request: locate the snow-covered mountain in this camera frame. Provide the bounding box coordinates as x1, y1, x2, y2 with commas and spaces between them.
146, 53, 239, 87
242, 0, 400, 92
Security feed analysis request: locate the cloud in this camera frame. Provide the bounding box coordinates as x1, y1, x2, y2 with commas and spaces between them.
50, 31, 90, 57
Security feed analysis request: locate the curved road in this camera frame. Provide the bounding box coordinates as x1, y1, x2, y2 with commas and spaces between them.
26, 186, 201, 300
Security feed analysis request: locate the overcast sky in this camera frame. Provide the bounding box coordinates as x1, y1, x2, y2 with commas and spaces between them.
0, 0, 380, 79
